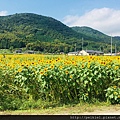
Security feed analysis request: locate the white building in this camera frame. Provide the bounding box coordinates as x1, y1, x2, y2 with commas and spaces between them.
68, 50, 89, 56
68, 52, 79, 56
79, 50, 89, 56
68, 50, 104, 56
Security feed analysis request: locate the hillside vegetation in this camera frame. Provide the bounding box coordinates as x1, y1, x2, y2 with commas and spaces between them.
72, 26, 120, 43
72, 26, 120, 52
0, 13, 120, 53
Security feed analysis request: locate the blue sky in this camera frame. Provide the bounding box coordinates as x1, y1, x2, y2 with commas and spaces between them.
0, 0, 120, 36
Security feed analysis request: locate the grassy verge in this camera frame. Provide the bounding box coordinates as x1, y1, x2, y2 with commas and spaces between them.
0, 102, 120, 115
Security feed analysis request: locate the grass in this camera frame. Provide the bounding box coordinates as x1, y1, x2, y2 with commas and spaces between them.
0, 49, 11, 54
0, 102, 120, 115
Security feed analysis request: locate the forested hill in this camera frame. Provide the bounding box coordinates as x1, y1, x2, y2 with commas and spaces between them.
0, 13, 120, 53
0, 13, 83, 48
71, 26, 120, 43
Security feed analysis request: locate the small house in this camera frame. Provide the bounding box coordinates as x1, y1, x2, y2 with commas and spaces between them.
94, 51, 104, 55
85, 50, 95, 55
68, 51, 79, 56
86, 50, 104, 55
24, 50, 35, 54
28, 50, 34, 54
14, 49, 22, 53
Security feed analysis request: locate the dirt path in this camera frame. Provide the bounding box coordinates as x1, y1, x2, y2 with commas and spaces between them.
55, 106, 120, 115
56, 105, 120, 115
0, 105, 120, 115
79, 109, 120, 115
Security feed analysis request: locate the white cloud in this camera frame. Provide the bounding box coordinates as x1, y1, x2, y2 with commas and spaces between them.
0, 11, 8, 16
63, 8, 120, 36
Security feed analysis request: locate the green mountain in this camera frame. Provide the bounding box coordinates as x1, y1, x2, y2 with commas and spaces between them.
0, 13, 119, 53
0, 13, 82, 44
0, 13, 87, 53
71, 26, 120, 52
71, 26, 120, 43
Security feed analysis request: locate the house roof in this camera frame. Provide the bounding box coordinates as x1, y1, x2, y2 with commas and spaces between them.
68, 52, 78, 54
86, 50, 104, 54
86, 50, 95, 53
94, 51, 104, 54
24, 50, 35, 53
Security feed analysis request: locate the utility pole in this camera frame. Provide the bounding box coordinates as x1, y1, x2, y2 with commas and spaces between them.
75, 43, 76, 52
111, 35, 112, 56
99, 46, 101, 51
115, 44, 116, 56
82, 37, 83, 50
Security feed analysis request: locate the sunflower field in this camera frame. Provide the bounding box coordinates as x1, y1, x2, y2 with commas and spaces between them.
0, 54, 120, 110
